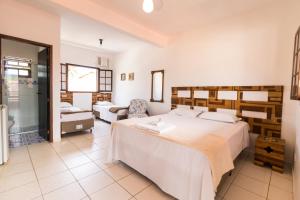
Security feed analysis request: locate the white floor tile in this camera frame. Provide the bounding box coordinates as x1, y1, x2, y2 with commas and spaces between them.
0, 170, 36, 192
43, 182, 86, 200
118, 173, 151, 195
90, 182, 132, 200
268, 185, 293, 200
70, 162, 101, 180
104, 163, 133, 180
0, 161, 33, 177
79, 171, 114, 195
135, 185, 174, 200
35, 162, 67, 179
239, 162, 271, 183
270, 173, 293, 192
224, 185, 265, 200
233, 174, 268, 197
63, 155, 91, 169
39, 170, 75, 194
0, 181, 41, 200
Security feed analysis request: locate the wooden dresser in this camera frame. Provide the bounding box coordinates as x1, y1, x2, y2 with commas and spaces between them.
254, 136, 285, 173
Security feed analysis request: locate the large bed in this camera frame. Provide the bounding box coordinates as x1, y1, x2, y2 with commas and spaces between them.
107, 85, 285, 200
108, 112, 249, 200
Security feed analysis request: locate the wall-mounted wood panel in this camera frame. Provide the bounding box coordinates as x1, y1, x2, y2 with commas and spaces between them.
92, 93, 112, 104
171, 86, 284, 138
60, 92, 73, 104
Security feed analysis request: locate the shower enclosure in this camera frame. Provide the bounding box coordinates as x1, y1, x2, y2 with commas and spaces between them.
0, 36, 51, 146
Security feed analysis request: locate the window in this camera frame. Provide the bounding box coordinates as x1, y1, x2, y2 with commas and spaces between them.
4, 57, 31, 78
150, 70, 164, 102
99, 69, 113, 92
291, 26, 300, 100
61, 64, 67, 91
67, 63, 98, 92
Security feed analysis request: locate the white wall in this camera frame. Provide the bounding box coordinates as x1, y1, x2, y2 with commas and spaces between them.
60, 42, 114, 67
295, 103, 300, 200
60, 43, 115, 107
113, 0, 300, 164
0, 0, 61, 141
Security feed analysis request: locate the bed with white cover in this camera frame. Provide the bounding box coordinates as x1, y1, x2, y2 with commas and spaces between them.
107, 108, 249, 200
93, 101, 127, 123
60, 102, 94, 134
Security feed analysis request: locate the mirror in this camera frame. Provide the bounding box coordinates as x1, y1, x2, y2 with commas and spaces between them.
150, 70, 164, 102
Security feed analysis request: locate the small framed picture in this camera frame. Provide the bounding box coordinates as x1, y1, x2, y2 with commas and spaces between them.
128, 73, 134, 81
121, 73, 126, 81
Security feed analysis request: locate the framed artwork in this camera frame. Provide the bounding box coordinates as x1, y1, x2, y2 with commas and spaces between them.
121, 73, 126, 81
129, 73, 134, 81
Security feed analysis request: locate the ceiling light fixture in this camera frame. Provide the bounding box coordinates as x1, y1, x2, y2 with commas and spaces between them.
99, 38, 103, 45
143, 0, 154, 13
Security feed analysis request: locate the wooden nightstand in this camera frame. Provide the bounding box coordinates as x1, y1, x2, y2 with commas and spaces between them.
254, 136, 285, 173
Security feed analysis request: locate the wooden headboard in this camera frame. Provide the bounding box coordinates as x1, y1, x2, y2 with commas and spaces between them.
60, 92, 112, 105
171, 86, 284, 138
92, 93, 112, 104
61, 92, 73, 104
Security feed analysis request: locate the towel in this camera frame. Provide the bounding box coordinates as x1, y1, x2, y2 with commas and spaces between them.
135, 121, 176, 133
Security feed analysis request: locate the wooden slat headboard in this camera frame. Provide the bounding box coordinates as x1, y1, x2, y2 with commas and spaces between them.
171, 86, 284, 138
60, 92, 112, 105
60, 92, 73, 104
92, 93, 112, 104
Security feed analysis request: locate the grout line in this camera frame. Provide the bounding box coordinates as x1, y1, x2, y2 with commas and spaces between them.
266, 170, 272, 200
26, 144, 45, 200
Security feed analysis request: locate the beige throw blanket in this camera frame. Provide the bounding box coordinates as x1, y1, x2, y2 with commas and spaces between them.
109, 107, 128, 113
127, 124, 234, 190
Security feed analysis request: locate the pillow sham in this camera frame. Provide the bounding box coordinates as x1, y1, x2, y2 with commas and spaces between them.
96, 101, 113, 106
169, 107, 202, 118
60, 102, 72, 108
199, 112, 240, 123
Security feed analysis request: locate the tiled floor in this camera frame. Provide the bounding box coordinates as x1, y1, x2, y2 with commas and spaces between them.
0, 120, 294, 200
9, 132, 46, 148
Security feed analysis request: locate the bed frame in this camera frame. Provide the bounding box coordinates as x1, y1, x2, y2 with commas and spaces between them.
171, 86, 283, 138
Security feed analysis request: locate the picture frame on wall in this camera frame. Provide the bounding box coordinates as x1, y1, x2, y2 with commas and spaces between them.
129, 73, 134, 81
121, 73, 126, 81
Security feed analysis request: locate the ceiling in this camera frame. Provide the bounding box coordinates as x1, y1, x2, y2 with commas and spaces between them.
61, 13, 147, 53
91, 0, 279, 36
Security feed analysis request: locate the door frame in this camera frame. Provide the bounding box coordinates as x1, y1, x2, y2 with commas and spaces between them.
0, 34, 53, 142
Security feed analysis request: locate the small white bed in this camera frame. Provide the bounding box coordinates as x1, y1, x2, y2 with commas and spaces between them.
60, 102, 94, 134
107, 111, 249, 200
93, 101, 127, 123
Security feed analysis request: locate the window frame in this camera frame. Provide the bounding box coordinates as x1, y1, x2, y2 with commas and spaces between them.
66, 63, 99, 93
99, 69, 113, 92
150, 69, 164, 103
4, 58, 32, 78
291, 26, 300, 100
60, 63, 67, 91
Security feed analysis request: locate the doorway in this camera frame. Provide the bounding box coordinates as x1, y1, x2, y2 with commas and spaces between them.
0, 35, 52, 147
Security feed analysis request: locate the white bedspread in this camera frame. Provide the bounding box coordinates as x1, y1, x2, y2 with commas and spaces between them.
107, 114, 249, 200
93, 105, 118, 122
60, 107, 93, 122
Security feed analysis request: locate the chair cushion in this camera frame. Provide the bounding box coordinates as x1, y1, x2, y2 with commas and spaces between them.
129, 99, 148, 114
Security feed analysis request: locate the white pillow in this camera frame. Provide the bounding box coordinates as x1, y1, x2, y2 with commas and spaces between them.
60, 102, 72, 108
96, 101, 113, 106
199, 112, 240, 123
169, 108, 202, 118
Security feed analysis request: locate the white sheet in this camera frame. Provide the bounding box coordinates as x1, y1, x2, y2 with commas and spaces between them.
93, 105, 118, 122
107, 114, 249, 200
60, 112, 93, 122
